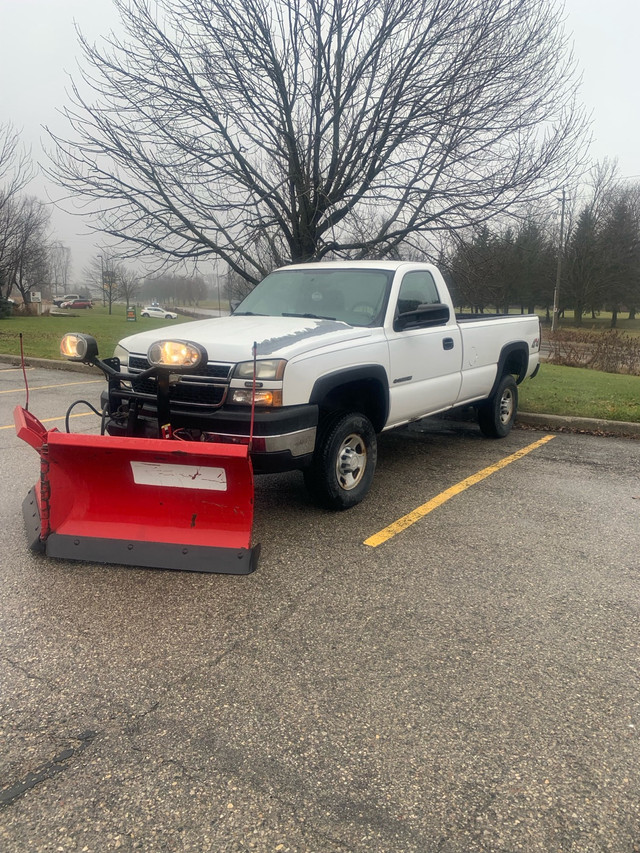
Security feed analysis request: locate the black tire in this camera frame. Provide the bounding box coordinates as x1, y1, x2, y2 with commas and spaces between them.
478, 374, 518, 438
141, 312, 149, 317
304, 412, 377, 509
165, 314, 172, 319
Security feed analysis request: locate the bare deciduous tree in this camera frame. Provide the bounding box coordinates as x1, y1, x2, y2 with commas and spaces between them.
1, 123, 36, 300
47, 0, 588, 283
49, 241, 72, 299
0, 123, 32, 214
84, 253, 119, 312
118, 266, 141, 307
1, 196, 51, 308
85, 253, 143, 311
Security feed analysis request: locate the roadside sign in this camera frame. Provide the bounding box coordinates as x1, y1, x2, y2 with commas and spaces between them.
126, 306, 136, 321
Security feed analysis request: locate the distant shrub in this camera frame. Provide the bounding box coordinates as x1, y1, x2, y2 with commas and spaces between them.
547, 329, 640, 375
0, 298, 14, 319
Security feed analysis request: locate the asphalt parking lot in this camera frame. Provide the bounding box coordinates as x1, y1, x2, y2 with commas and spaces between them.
1, 365, 640, 852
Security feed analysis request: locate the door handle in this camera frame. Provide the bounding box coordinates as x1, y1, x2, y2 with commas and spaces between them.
443, 337, 454, 350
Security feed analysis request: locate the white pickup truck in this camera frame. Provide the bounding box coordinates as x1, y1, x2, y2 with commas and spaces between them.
103, 261, 541, 508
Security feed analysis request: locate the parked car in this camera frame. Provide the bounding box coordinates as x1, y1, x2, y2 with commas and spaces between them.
140, 306, 178, 319
53, 293, 80, 307
61, 299, 93, 309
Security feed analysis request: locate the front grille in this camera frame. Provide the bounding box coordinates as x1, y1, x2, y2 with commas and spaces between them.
126, 355, 232, 409
128, 356, 231, 379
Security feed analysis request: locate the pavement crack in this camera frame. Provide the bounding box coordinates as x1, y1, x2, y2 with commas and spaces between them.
0, 729, 98, 808
3, 657, 46, 682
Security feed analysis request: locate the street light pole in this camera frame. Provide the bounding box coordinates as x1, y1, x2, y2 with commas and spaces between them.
552, 187, 566, 333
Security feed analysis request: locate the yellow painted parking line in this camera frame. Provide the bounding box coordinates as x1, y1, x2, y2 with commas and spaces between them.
0, 379, 102, 394
364, 434, 556, 548
1, 412, 96, 431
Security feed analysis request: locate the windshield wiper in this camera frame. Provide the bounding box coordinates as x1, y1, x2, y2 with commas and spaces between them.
282, 312, 336, 321
232, 311, 266, 316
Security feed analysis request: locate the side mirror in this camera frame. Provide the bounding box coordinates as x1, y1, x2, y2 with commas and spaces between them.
394, 303, 450, 332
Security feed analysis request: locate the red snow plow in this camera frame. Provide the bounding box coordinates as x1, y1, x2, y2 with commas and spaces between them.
15, 334, 260, 574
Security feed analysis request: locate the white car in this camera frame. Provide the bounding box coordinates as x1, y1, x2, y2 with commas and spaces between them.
140, 306, 178, 319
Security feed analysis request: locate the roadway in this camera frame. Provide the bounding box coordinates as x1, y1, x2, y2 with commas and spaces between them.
1, 364, 639, 852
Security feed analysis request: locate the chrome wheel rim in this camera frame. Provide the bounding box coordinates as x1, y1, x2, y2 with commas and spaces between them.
336, 433, 367, 490
499, 388, 515, 424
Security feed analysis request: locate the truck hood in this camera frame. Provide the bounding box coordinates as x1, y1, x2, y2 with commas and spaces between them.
118, 314, 373, 363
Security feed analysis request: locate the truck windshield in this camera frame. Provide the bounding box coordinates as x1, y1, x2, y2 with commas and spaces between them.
234, 268, 392, 327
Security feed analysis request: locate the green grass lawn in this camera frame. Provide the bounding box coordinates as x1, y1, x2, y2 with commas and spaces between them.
2, 308, 639, 423
0, 305, 194, 360
519, 363, 640, 423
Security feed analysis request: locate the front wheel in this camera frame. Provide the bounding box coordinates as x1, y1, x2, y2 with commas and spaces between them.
303, 412, 377, 509
478, 374, 518, 438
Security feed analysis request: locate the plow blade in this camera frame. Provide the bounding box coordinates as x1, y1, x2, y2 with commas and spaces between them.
15, 407, 259, 574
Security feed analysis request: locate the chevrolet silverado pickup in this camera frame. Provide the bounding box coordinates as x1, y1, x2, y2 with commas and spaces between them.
101, 261, 541, 508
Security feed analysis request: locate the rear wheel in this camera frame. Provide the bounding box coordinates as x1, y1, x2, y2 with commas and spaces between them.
304, 412, 377, 509
478, 374, 518, 438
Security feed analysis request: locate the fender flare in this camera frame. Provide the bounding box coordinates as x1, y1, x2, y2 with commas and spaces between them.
487, 342, 530, 398
309, 365, 390, 432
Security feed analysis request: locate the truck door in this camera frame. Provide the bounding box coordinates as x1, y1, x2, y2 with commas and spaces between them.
385, 270, 462, 426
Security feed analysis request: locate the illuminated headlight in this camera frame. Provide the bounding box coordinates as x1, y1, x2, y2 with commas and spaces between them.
60, 333, 99, 362
147, 340, 207, 369
233, 359, 287, 380
229, 388, 283, 406
113, 344, 130, 368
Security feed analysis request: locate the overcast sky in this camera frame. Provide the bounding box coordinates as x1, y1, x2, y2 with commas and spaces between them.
1, 0, 639, 282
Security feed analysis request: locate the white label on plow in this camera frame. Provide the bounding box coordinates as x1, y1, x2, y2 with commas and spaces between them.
130, 461, 227, 491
